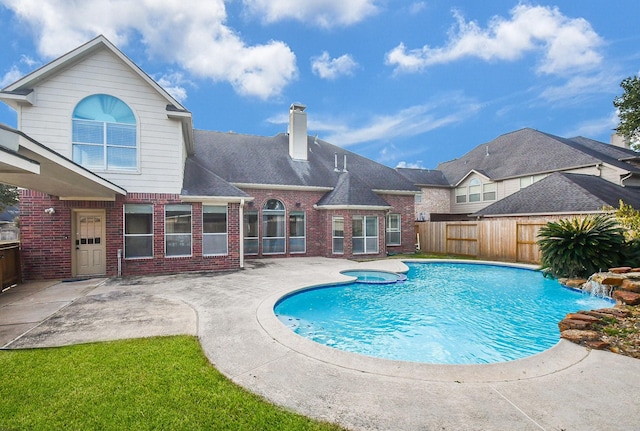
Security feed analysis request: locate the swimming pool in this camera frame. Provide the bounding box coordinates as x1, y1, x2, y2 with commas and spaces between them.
275, 262, 613, 364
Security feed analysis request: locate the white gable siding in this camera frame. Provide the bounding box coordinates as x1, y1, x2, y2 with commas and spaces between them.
17, 49, 185, 194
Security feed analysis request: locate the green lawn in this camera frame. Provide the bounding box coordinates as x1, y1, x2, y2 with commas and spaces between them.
0, 336, 345, 431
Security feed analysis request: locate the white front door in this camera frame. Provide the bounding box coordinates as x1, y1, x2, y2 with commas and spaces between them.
75, 211, 106, 276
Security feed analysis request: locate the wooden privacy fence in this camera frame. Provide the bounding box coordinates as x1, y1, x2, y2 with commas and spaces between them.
415, 220, 550, 264
0, 241, 21, 290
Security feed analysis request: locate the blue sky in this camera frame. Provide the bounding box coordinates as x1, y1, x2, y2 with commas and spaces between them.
1, 1, 639, 169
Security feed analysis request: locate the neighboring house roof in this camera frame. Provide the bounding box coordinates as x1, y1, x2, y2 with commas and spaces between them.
395, 167, 450, 187
436, 128, 605, 185
185, 130, 417, 206
473, 173, 640, 217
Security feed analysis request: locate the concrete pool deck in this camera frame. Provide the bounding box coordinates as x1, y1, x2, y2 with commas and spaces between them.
2, 257, 640, 430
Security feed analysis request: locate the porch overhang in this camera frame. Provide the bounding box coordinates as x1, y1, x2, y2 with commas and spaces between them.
0, 125, 126, 201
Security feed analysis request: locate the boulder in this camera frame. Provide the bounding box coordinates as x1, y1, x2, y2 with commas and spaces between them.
621, 278, 640, 293
613, 290, 640, 306
589, 273, 626, 286
560, 329, 600, 343
558, 318, 594, 331
563, 279, 587, 288
608, 267, 632, 274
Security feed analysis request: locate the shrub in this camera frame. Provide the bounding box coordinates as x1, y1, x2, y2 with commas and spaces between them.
537, 215, 626, 278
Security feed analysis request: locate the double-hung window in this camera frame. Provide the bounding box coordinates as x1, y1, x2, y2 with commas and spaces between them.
124, 204, 153, 258
468, 179, 481, 202
72, 94, 137, 171
203, 205, 227, 256
332, 216, 344, 254
386, 214, 401, 246
165, 204, 192, 257
352, 216, 378, 254
289, 212, 306, 253
483, 183, 497, 201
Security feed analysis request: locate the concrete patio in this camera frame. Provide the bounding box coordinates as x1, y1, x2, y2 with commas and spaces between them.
1, 257, 639, 430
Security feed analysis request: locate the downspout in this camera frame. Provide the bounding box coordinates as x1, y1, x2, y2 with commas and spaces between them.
239, 199, 245, 269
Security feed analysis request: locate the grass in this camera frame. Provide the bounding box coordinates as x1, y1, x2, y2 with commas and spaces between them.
0, 336, 345, 431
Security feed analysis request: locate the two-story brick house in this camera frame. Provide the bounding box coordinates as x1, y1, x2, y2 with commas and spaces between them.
0, 35, 417, 280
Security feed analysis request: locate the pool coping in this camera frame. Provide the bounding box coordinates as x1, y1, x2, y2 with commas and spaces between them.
256, 258, 592, 383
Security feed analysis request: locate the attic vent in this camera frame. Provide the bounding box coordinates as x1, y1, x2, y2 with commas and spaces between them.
334, 153, 340, 172
485, 145, 490, 156
343, 154, 348, 172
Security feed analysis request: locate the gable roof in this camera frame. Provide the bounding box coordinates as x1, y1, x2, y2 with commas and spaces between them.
316, 171, 391, 208
436, 128, 605, 185
0, 35, 194, 154
187, 130, 417, 204
473, 172, 640, 217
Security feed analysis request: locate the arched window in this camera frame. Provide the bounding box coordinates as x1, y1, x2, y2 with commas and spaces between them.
468, 178, 481, 202
262, 199, 285, 254
72, 94, 137, 171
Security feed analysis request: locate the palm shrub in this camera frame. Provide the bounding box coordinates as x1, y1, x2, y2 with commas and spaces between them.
537, 215, 626, 278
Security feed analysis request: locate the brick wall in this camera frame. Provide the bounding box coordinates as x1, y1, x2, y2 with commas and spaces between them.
19, 191, 240, 280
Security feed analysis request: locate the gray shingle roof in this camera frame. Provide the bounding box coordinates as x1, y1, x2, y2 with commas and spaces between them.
316, 172, 391, 207
396, 167, 450, 186
473, 172, 640, 217
183, 130, 417, 204
436, 128, 613, 185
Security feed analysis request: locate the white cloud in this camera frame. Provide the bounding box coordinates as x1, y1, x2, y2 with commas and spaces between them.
396, 160, 425, 169
242, 0, 379, 27
268, 95, 480, 147
385, 4, 603, 76
0, 66, 22, 88
407, 2, 427, 15
539, 72, 619, 103
0, 55, 41, 88
311, 52, 359, 79
155, 72, 191, 104
565, 110, 619, 139
0, 0, 297, 100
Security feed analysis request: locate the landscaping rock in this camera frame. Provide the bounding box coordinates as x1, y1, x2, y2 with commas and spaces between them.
590, 273, 626, 286
613, 290, 640, 306
560, 329, 600, 343
609, 267, 632, 274
564, 279, 587, 288
559, 318, 594, 331
621, 278, 640, 293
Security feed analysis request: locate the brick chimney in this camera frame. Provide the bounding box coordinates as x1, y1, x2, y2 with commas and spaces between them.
288, 103, 307, 160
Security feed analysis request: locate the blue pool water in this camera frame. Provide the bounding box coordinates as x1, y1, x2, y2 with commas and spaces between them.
275, 262, 613, 364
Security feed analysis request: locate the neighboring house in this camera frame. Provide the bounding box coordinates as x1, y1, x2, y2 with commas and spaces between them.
398, 128, 640, 220
0, 36, 417, 281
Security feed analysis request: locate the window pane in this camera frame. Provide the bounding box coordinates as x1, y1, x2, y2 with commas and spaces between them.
73, 120, 103, 144
353, 238, 364, 254
263, 214, 285, 237
289, 212, 305, 236
244, 238, 259, 255
289, 238, 305, 253
124, 236, 153, 258
125, 213, 152, 234
366, 237, 379, 253
73, 144, 104, 169
107, 147, 137, 169
366, 217, 378, 236
333, 238, 344, 254
333, 217, 344, 236
483, 191, 496, 201
263, 199, 285, 210
204, 207, 227, 234
166, 205, 191, 234
263, 238, 285, 254
245, 211, 258, 238
166, 234, 191, 256
387, 231, 401, 245
107, 123, 136, 147
203, 234, 228, 255
353, 218, 364, 236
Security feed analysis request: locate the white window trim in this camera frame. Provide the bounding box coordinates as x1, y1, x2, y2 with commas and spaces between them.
332, 216, 344, 255
386, 213, 402, 246
353, 215, 379, 255
123, 204, 154, 259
